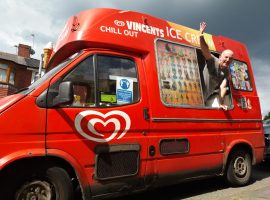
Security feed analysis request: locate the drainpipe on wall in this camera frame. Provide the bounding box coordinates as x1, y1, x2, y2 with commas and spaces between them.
38, 54, 44, 78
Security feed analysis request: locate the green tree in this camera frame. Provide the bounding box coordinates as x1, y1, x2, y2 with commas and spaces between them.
264, 112, 270, 123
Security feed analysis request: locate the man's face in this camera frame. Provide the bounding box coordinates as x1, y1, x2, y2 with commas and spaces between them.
219, 50, 234, 69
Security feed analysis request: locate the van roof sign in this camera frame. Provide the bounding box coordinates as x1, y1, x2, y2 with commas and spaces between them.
47, 8, 246, 69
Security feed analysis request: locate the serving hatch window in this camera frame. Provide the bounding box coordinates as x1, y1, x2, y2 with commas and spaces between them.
156, 40, 204, 107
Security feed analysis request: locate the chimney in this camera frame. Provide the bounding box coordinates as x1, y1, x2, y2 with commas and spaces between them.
18, 44, 31, 58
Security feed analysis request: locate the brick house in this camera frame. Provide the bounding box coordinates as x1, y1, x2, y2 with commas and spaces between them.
0, 44, 40, 98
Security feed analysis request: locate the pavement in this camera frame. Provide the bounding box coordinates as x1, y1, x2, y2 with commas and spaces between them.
113, 161, 270, 200
183, 162, 270, 200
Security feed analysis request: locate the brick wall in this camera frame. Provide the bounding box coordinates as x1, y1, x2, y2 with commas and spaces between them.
0, 84, 17, 98
18, 44, 31, 58
15, 67, 32, 88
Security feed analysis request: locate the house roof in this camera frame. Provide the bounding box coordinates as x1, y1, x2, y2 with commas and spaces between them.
0, 51, 40, 69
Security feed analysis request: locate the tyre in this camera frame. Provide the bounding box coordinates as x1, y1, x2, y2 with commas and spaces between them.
226, 150, 252, 186
14, 166, 74, 200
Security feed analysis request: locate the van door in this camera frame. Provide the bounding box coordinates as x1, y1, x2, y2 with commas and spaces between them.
45, 52, 150, 196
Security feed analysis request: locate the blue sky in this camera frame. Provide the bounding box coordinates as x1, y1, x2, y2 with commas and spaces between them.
0, 0, 269, 117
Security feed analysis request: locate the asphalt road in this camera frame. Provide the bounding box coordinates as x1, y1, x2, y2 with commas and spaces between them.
112, 161, 270, 200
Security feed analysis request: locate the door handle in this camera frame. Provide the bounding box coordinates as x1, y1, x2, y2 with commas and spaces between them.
143, 107, 150, 120
149, 145, 155, 157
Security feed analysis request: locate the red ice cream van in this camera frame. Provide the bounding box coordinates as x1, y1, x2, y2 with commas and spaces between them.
0, 8, 265, 200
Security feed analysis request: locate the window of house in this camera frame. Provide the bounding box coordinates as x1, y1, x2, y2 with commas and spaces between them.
9, 69, 15, 85
48, 54, 139, 107
156, 40, 204, 107
230, 60, 252, 91
0, 63, 8, 82
0, 63, 15, 85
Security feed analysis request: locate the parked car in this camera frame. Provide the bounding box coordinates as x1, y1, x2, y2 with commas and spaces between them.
264, 122, 270, 159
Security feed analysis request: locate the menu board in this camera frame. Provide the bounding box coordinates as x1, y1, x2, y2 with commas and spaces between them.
156, 40, 204, 106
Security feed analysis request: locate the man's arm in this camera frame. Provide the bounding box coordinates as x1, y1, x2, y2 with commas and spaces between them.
199, 22, 212, 60
219, 78, 228, 110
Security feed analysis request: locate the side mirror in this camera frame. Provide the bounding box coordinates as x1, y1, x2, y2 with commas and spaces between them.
52, 81, 74, 106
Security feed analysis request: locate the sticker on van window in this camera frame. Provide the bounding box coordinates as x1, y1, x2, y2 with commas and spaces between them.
74, 110, 131, 143
116, 77, 133, 104
100, 92, 117, 103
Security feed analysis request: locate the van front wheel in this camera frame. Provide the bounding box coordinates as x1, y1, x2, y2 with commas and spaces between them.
226, 150, 251, 186
15, 167, 74, 200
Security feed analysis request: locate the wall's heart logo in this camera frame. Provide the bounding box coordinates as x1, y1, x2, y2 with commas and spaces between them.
114, 20, 125, 27
74, 110, 131, 143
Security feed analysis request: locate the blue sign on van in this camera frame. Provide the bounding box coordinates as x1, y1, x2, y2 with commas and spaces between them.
119, 79, 130, 89
116, 77, 133, 104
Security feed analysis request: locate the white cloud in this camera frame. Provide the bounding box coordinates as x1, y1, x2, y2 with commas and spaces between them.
0, 0, 67, 59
